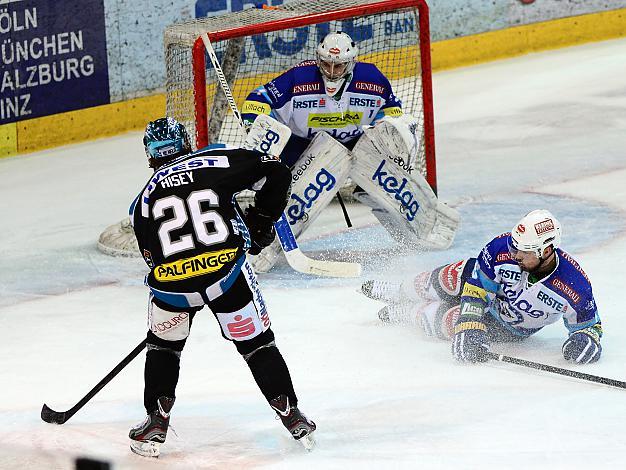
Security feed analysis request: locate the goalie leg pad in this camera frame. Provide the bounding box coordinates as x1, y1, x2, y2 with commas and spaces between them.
250, 132, 352, 273
350, 115, 459, 250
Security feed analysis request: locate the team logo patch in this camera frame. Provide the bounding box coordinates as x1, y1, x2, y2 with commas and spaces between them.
438, 260, 466, 296
534, 218, 555, 235
154, 248, 238, 282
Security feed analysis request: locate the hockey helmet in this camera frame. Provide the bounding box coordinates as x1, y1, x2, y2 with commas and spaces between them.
509, 209, 562, 258
143, 117, 191, 162
316, 31, 358, 90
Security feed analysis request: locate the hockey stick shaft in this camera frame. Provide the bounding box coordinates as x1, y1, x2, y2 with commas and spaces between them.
41, 339, 146, 424
336, 193, 352, 228
487, 352, 626, 390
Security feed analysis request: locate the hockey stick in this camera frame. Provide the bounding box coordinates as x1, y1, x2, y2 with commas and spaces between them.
486, 352, 626, 390
275, 213, 361, 277
41, 339, 146, 424
201, 33, 362, 278
336, 193, 353, 228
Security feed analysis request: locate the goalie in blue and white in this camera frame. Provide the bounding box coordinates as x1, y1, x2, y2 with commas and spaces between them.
361, 210, 602, 364
242, 31, 459, 272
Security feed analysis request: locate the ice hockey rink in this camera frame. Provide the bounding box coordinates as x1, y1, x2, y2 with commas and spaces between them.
1, 37, 625, 469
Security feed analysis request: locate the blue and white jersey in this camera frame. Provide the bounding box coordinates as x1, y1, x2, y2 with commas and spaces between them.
463, 233, 600, 338
242, 60, 403, 146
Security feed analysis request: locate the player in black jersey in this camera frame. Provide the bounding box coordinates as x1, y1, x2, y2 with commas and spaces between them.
128, 117, 316, 457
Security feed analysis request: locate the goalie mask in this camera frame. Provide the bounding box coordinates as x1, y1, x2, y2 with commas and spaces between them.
316, 31, 358, 97
509, 209, 562, 259
143, 117, 191, 166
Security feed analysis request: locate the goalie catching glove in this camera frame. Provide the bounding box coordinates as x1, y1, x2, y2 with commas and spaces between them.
562, 325, 602, 364
452, 314, 489, 363
244, 206, 276, 255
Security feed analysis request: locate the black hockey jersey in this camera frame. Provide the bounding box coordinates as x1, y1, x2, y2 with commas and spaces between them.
130, 144, 291, 296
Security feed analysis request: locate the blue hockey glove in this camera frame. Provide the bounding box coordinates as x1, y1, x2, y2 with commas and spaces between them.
562, 327, 602, 364
452, 316, 489, 363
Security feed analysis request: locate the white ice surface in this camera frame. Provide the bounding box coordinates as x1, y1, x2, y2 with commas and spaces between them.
1, 38, 626, 469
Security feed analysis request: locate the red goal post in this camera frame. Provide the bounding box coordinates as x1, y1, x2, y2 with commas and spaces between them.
164, 0, 438, 192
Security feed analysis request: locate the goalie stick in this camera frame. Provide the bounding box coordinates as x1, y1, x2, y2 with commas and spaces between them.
41, 340, 146, 424
275, 213, 361, 278
201, 33, 362, 278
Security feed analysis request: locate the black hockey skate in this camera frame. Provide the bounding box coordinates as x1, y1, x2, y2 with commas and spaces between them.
129, 396, 175, 458
270, 395, 316, 451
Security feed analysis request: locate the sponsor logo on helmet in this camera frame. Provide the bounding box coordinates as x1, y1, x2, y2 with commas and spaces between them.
534, 218, 555, 236
154, 248, 238, 282
286, 168, 336, 225
293, 82, 321, 94
307, 112, 362, 128
329, 47, 340, 55
354, 81, 386, 95
516, 224, 526, 234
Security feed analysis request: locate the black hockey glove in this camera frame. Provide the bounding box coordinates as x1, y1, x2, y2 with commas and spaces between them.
244, 206, 276, 255
451, 314, 489, 363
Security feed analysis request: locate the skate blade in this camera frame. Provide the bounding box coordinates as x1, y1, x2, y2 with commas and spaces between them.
299, 432, 316, 451
130, 439, 161, 458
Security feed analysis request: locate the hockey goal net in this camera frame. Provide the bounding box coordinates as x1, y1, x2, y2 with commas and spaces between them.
164, 0, 437, 191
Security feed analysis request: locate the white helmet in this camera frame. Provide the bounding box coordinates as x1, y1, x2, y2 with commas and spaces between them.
510, 209, 562, 258
316, 32, 358, 96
